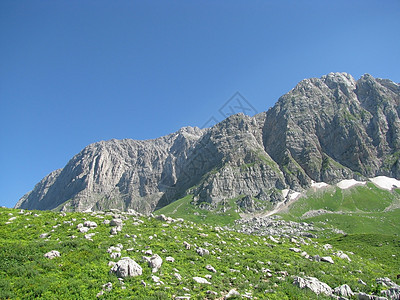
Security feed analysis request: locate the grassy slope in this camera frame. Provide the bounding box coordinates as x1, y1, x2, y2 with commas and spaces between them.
1, 207, 399, 299
281, 183, 400, 236
154, 195, 241, 226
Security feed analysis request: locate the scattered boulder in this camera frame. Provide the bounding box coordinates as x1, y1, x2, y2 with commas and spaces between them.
289, 247, 301, 253
321, 256, 334, 264
84, 233, 95, 240
196, 247, 209, 256
110, 252, 121, 259
110, 257, 142, 278
334, 284, 354, 298
166, 256, 175, 263
44, 250, 60, 259
110, 219, 123, 227
148, 254, 163, 273
225, 289, 240, 299
293, 276, 332, 296
84, 221, 97, 228
39, 233, 49, 239
334, 251, 351, 262
79, 227, 90, 233
193, 277, 211, 284
183, 241, 191, 250
206, 265, 217, 273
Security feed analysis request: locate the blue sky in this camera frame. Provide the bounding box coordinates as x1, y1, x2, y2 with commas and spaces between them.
1, 0, 399, 208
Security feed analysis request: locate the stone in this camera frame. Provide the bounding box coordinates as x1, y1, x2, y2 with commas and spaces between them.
225, 289, 240, 299
84, 221, 97, 228
357, 292, 388, 300
110, 257, 142, 278
174, 273, 182, 280
334, 251, 351, 262
193, 277, 211, 284
148, 254, 163, 273
196, 247, 209, 256
206, 265, 217, 273
166, 256, 175, 262
39, 233, 49, 238
110, 219, 123, 227
289, 247, 301, 253
321, 256, 334, 264
183, 241, 191, 250
44, 250, 60, 259
79, 227, 90, 233
110, 252, 121, 259
334, 284, 354, 298
293, 276, 332, 296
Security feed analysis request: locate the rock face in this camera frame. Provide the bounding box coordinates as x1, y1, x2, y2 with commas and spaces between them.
15, 73, 400, 213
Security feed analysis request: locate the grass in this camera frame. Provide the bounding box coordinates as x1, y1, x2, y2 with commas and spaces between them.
287, 183, 398, 218
1, 206, 399, 299
154, 194, 241, 226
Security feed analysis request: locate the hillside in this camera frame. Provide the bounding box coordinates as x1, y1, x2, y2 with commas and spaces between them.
15, 73, 400, 215
1, 207, 399, 299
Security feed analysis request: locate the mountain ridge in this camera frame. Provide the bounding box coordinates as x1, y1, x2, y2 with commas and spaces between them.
16, 72, 400, 214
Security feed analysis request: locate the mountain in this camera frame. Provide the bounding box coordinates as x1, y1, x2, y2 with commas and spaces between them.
15, 73, 400, 213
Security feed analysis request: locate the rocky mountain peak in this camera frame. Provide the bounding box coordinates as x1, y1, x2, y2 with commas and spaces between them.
16, 73, 400, 214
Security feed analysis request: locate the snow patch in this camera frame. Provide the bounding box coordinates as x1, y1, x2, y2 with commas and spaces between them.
336, 179, 366, 189
311, 181, 329, 189
369, 176, 400, 190
289, 191, 301, 200
282, 189, 290, 198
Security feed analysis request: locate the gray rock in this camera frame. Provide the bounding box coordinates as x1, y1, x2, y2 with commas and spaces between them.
358, 292, 388, 300
148, 254, 163, 273
321, 256, 334, 264
193, 277, 211, 284
225, 289, 240, 299
206, 264, 217, 273
196, 247, 209, 256
44, 250, 60, 259
84, 221, 97, 228
110, 257, 142, 278
293, 276, 332, 296
381, 288, 400, 299
110, 219, 123, 227
334, 284, 354, 298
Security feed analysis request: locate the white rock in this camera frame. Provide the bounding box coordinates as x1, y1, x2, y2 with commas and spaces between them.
84, 221, 97, 228
206, 264, 217, 273
79, 226, 90, 233
44, 250, 60, 259
193, 277, 211, 284
289, 247, 301, 253
334, 251, 351, 262
149, 254, 163, 273
225, 289, 240, 299
110, 252, 121, 259
166, 256, 175, 262
334, 284, 354, 298
110, 219, 123, 227
293, 276, 332, 296
110, 257, 142, 278
321, 256, 334, 264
